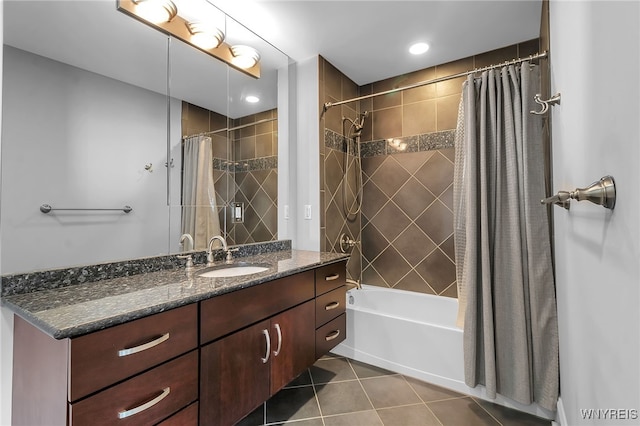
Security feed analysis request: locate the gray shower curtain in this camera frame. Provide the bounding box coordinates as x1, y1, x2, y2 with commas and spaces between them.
453, 62, 559, 411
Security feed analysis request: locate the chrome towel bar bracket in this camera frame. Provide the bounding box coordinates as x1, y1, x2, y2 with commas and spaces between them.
541, 176, 616, 210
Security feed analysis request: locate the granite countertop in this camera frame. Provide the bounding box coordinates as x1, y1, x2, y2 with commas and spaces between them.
2, 250, 349, 340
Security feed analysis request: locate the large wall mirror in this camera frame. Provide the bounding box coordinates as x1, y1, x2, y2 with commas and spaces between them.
1, 0, 289, 275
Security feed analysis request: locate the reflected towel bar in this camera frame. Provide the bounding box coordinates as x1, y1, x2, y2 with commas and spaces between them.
40, 204, 133, 214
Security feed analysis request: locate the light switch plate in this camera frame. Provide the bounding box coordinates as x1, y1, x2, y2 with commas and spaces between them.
304, 205, 312, 220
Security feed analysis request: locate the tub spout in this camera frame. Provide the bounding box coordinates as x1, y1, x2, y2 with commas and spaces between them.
346, 278, 361, 290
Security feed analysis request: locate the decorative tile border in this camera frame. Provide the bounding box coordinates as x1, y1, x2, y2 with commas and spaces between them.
1, 240, 291, 297
213, 156, 278, 172
325, 128, 455, 158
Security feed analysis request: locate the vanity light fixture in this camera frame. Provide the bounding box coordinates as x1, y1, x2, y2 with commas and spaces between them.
230, 45, 261, 70
131, 0, 177, 24
409, 42, 430, 55
117, 0, 261, 78
187, 22, 224, 50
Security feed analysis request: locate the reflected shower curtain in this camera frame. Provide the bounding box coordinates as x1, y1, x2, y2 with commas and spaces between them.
182, 135, 220, 250
453, 62, 559, 411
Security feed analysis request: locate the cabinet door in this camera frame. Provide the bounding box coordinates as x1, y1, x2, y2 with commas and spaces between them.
270, 300, 316, 395
200, 320, 270, 426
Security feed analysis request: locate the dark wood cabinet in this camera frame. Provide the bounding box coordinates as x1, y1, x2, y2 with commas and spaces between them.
200, 290, 316, 426
269, 300, 316, 394
314, 262, 347, 356
12, 304, 198, 426
200, 301, 316, 426
200, 320, 271, 426
12, 260, 347, 426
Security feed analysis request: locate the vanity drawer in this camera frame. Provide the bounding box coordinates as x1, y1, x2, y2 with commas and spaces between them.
201, 270, 315, 344
69, 304, 198, 402
315, 313, 346, 359
315, 261, 347, 296
69, 350, 198, 426
316, 286, 346, 327
157, 401, 198, 426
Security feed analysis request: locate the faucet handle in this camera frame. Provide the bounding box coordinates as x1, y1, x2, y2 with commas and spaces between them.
177, 254, 194, 272
225, 248, 240, 262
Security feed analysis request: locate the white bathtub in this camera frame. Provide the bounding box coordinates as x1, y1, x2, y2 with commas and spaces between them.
332, 285, 555, 419
331, 285, 465, 390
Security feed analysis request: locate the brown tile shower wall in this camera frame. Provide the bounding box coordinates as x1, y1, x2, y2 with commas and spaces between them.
324, 39, 540, 297
231, 109, 278, 245
181, 103, 278, 245
319, 56, 362, 281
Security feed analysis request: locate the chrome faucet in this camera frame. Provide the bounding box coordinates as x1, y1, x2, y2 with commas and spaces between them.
179, 233, 194, 251
207, 235, 237, 265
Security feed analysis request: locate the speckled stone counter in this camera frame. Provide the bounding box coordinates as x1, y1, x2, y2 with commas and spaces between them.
2, 250, 349, 340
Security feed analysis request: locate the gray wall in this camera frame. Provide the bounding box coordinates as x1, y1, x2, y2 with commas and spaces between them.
1, 46, 182, 274
550, 1, 640, 424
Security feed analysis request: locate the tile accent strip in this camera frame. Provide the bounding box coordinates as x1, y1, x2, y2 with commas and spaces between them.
214, 155, 278, 172
324, 128, 455, 158
1, 240, 292, 297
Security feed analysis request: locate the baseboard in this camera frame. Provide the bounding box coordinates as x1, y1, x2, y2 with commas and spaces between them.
552, 397, 567, 426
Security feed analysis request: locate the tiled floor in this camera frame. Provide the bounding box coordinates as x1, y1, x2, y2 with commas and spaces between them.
237, 354, 552, 426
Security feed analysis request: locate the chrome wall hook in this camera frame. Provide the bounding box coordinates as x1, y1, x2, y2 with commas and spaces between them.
541, 176, 616, 210
530, 93, 561, 115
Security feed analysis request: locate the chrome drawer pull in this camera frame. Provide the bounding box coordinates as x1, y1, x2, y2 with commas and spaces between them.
118, 333, 170, 357
118, 387, 170, 419
325, 330, 341, 341
261, 329, 271, 363
325, 273, 340, 281
273, 323, 283, 357
325, 301, 340, 311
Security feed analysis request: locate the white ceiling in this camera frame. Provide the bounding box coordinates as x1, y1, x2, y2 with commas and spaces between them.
212, 0, 543, 85
3, 0, 542, 116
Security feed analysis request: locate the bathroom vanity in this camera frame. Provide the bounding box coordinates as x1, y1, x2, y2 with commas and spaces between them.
5, 250, 347, 426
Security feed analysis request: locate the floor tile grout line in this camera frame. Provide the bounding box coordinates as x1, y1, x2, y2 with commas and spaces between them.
400, 374, 446, 426
308, 367, 327, 426
346, 358, 386, 425
470, 396, 506, 426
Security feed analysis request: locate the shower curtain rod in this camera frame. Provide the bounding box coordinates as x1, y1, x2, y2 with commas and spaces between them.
183, 117, 277, 140
323, 51, 548, 111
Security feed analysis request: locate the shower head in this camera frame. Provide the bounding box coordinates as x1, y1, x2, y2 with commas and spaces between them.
352, 111, 368, 136
343, 111, 369, 138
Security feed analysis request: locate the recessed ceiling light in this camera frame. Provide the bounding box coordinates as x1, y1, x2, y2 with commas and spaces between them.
409, 42, 430, 55
245, 95, 260, 103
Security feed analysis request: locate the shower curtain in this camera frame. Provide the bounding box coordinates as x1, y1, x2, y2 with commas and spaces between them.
182, 135, 221, 250
453, 62, 559, 411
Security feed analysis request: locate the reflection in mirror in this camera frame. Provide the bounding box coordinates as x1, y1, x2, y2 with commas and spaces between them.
1, 1, 289, 274
171, 12, 288, 252
1, 1, 174, 275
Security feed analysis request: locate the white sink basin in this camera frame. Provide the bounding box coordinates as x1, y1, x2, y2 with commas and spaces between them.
197, 263, 270, 278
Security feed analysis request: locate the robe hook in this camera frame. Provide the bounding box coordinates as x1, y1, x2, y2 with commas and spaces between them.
530, 93, 561, 115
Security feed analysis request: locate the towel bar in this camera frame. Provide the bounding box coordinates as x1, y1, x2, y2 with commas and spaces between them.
40, 204, 133, 214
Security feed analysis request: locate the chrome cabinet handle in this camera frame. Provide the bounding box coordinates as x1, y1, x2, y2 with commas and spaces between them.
325, 273, 340, 281
118, 333, 170, 357
325, 301, 340, 311
261, 329, 271, 363
118, 387, 170, 419
325, 330, 341, 341
273, 324, 282, 357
